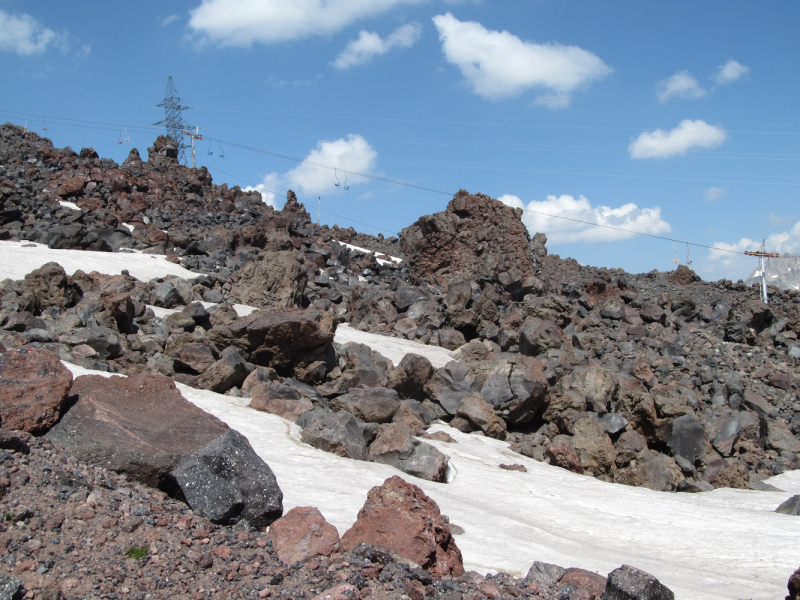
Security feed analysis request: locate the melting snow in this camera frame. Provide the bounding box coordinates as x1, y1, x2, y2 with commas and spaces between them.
0, 240, 197, 282
336, 241, 402, 267
58, 200, 81, 211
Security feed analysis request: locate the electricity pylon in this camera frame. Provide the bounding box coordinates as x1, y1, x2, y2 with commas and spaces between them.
154, 76, 193, 166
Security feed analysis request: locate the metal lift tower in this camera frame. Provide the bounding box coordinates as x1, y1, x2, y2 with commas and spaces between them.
154, 76, 193, 166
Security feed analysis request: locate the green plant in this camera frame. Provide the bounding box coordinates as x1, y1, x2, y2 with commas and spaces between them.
126, 545, 148, 559
3, 513, 12, 522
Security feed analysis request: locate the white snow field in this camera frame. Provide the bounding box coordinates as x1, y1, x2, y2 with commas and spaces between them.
4, 242, 800, 599
0, 240, 196, 282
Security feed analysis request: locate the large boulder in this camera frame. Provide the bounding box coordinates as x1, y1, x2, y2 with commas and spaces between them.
249, 384, 314, 422
368, 423, 450, 482
166, 430, 283, 527
227, 309, 335, 376
337, 343, 392, 390
424, 360, 474, 415
300, 411, 367, 460
21, 262, 81, 312
0, 348, 73, 434
228, 250, 307, 308
456, 393, 507, 440
399, 190, 540, 297
339, 475, 464, 577
603, 564, 674, 600
331, 387, 400, 424
388, 353, 434, 400
196, 346, 250, 393
47, 374, 229, 487
268, 507, 340, 566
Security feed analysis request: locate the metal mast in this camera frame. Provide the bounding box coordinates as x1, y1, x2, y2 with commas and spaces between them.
153, 76, 193, 166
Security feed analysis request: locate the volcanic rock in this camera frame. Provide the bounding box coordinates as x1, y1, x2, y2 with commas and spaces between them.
300, 411, 367, 460
268, 506, 340, 566
603, 564, 674, 600
400, 190, 540, 297
0, 347, 73, 434
339, 475, 464, 577
47, 374, 229, 487
166, 429, 283, 527
368, 423, 450, 482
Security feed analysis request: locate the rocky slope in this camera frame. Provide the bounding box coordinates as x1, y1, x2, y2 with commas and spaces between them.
2, 124, 800, 597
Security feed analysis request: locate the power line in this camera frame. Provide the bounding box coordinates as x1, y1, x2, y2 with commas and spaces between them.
0, 109, 765, 256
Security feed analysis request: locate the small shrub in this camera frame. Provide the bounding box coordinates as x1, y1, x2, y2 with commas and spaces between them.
126, 545, 148, 559
3, 513, 12, 522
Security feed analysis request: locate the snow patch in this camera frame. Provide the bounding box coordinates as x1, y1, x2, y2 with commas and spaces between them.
58, 200, 81, 211
336, 241, 402, 266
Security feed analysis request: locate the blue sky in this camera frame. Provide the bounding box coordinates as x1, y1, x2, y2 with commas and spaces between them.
1, 1, 798, 280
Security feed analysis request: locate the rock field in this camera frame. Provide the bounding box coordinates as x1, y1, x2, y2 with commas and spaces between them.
1, 123, 800, 599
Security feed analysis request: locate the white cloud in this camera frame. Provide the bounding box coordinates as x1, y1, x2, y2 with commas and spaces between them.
767, 213, 796, 227
0, 9, 67, 55
247, 135, 378, 205
705, 186, 725, 202
703, 221, 800, 280
188, 0, 422, 46
432, 12, 611, 105
333, 23, 421, 69
715, 59, 750, 85
629, 119, 726, 159
498, 193, 671, 244
657, 71, 707, 102
162, 14, 181, 27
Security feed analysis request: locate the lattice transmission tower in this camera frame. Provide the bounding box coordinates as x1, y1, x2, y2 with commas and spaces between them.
153, 76, 193, 166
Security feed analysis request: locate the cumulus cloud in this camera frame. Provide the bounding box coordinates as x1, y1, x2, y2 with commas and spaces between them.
246, 135, 377, 205
333, 23, 421, 69
432, 12, 611, 105
705, 186, 725, 202
0, 9, 67, 55
498, 193, 671, 244
629, 119, 726, 159
715, 59, 750, 85
657, 71, 707, 102
188, 0, 422, 46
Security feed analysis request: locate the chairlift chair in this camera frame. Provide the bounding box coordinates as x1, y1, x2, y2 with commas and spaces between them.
334, 169, 341, 187
343, 172, 349, 191
207, 140, 213, 156
42, 117, 47, 131
124, 127, 130, 142
117, 131, 123, 145
685, 243, 692, 265
672, 241, 679, 264
218, 143, 225, 159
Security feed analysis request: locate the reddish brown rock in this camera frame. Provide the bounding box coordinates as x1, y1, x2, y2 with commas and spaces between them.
46, 374, 229, 487
57, 176, 85, 197
556, 568, 607, 599
668, 264, 701, 286
400, 190, 540, 297
0, 347, 73, 434
249, 396, 313, 422
21, 262, 81, 312
339, 475, 464, 577
267, 506, 339, 565
545, 442, 584, 474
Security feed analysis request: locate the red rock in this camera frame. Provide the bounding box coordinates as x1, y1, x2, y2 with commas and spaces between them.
545, 442, 584, 474
339, 475, 464, 577
57, 176, 85, 197
249, 396, 313, 422
556, 568, 607, 599
267, 506, 339, 565
0, 347, 73, 434
46, 374, 228, 487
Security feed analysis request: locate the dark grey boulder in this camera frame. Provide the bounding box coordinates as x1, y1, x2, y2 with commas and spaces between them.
332, 387, 400, 424
394, 286, 428, 311
0, 574, 22, 600
60, 326, 123, 359
295, 406, 330, 430
300, 411, 367, 460
525, 561, 566, 590
196, 346, 250, 393
776, 495, 800, 515
387, 353, 434, 400
664, 414, 706, 464
424, 360, 474, 415
519, 319, 568, 356
603, 564, 674, 600
167, 429, 283, 528
368, 423, 449, 482
592, 413, 628, 435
